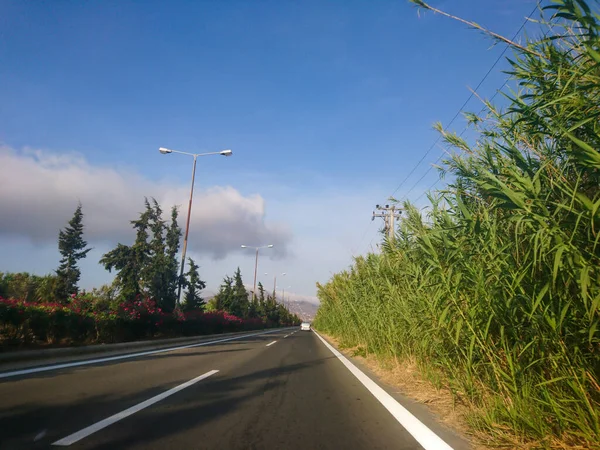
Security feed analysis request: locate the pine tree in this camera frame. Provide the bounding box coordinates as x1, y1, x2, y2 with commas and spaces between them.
230, 267, 249, 317
142, 200, 180, 312
257, 282, 266, 318
213, 276, 234, 311
101, 199, 181, 310
264, 293, 279, 323
248, 296, 260, 319
101, 199, 152, 301
143, 199, 167, 304
165, 205, 181, 308
183, 258, 206, 311
277, 304, 287, 325
54, 204, 91, 301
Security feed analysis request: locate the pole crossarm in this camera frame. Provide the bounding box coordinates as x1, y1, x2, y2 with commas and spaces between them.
372, 204, 402, 241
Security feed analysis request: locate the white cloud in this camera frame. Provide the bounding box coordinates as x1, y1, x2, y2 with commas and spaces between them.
0, 146, 292, 258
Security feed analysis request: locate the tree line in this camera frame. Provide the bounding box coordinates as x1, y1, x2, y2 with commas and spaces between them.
209, 270, 296, 324
0, 198, 298, 323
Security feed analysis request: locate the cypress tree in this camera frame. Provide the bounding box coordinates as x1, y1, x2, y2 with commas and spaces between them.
183, 258, 206, 311
54, 204, 91, 301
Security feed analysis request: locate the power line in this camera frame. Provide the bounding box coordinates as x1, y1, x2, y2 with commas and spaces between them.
351, 220, 377, 257
385, 3, 538, 204
414, 177, 443, 204
404, 84, 504, 203
406, 4, 542, 204
348, 4, 539, 257
403, 152, 446, 200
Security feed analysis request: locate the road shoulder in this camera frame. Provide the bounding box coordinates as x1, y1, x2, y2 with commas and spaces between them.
315, 331, 474, 450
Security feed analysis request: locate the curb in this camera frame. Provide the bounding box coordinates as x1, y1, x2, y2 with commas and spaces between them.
0, 329, 279, 365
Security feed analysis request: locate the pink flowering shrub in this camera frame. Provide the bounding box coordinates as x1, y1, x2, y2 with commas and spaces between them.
0, 296, 267, 348
118, 297, 163, 320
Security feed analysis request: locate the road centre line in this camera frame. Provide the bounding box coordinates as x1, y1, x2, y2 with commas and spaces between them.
52, 370, 219, 446
313, 331, 454, 450
0, 328, 290, 380
266, 341, 277, 347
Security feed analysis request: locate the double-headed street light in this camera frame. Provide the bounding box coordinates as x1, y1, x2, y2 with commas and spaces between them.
159, 148, 232, 157
241, 244, 274, 301
268, 272, 286, 300
159, 147, 232, 306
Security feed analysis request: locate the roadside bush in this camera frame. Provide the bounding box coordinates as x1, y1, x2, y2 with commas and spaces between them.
0, 272, 60, 304
0, 296, 271, 348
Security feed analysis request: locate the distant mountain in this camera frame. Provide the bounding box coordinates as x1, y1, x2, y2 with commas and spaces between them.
286, 299, 319, 321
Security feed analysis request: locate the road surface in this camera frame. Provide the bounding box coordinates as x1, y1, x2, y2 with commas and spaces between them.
0, 329, 466, 449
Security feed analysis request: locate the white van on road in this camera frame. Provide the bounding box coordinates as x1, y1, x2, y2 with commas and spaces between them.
301, 322, 311, 331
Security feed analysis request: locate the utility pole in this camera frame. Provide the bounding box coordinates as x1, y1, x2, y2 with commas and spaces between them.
372, 204, 401, 241
177, 154, 198, 306
253, 248, 259, 302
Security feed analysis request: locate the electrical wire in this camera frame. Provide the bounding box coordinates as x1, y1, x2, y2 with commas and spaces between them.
348, 3, 540, 256
385, 3, 539, 204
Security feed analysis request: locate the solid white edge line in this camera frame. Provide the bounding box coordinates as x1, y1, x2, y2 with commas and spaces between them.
52, 369, 219, 446
266, 341, 277, 347
0, 328, 293, 379
313, 331, 454, 450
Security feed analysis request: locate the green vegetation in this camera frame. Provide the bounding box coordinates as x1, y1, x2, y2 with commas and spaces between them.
208, 273, 298, 326
100, 198, 181, 312
182, 258, 207, 312
0, 296, 268, 347
1, 263, 298, 348
54, 203, 91, 300
0, 272, 59, 304
314, 1, 600, 447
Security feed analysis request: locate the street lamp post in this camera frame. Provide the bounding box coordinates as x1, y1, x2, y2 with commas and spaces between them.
241, 244, 274, 301
159, 147, 232, 307
282, 285, 291, 308
273, 272, 286, 301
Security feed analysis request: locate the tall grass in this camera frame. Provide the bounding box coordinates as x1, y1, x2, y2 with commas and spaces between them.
314, 1, 600, 447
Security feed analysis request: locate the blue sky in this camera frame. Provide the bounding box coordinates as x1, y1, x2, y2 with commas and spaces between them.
0, 0, 539, 301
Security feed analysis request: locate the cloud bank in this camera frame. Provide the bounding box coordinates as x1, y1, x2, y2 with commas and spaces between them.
0, 146, 292, 259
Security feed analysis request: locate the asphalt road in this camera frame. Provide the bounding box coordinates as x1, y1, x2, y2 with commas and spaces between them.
0, 329, 464, 450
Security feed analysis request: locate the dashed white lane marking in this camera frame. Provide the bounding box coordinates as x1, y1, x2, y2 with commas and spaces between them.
266, 341, 277, 347
34, 429, 47, 441
0, 328, 291, 379
52, 370, 219, 446
313, 331, 453, 450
